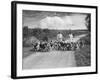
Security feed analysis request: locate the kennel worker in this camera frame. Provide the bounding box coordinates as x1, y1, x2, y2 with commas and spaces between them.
36, 41, 40, 50
69, 33, 73, 42
57, 32, 63, 42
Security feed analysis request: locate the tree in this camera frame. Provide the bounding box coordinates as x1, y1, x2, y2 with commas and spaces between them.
23, 26, 28, 37
32, 28, 42, 40
85, 14, 91, 32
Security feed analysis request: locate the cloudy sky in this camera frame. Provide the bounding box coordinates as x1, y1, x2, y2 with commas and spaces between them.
23, 10, 89, 30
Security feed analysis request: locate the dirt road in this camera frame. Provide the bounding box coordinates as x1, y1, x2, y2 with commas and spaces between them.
23, 51, 76, 69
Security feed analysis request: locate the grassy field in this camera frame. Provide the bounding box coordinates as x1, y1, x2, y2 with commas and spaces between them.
23, 28, 89, 42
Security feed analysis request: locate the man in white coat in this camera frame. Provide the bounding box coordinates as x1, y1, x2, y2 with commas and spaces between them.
69, 33, 73, 42
57, 32, 63, 42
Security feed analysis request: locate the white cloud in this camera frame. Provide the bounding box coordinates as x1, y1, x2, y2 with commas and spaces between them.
39, 16, 66, 30
25, 15, 87, 30
39, 15, 87, 30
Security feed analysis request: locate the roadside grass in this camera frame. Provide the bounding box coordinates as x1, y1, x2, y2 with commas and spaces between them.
23, 47, 34, 58
74, 45, 91, 67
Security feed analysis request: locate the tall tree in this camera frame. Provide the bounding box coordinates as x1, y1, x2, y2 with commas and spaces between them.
23, 26, 28, 37
85, 14, 91, 32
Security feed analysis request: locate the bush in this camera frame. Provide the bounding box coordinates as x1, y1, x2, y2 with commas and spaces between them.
80, 33, 91, 45
23, 36, 39, 47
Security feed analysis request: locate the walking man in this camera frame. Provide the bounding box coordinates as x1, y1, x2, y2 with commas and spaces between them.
57, 32, 63, 42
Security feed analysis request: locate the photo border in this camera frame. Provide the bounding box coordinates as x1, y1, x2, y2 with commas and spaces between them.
11, 1, 98, 79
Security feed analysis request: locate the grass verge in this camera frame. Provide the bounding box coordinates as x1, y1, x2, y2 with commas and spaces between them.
74, 45, 91, 67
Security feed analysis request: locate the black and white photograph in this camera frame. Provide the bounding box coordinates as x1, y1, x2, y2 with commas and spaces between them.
22, 10, 91, 69
11, 1, 97, 79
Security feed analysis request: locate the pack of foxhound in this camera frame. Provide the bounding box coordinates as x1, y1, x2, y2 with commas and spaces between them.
31, 34, 86, 52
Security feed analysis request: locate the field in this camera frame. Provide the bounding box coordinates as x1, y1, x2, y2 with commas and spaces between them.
23, 28, 89, 47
